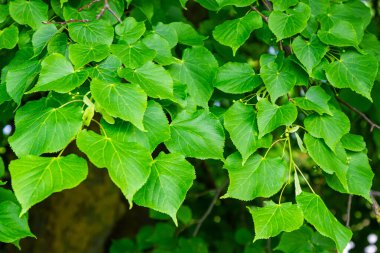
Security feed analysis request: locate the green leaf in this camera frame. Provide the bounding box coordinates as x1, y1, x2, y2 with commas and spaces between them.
0, 157, 4, 178
109, 239, 134, 253
292, 35, 328, 74
118, 61, 173, 100
223, 152, 287, 200
296, 192, 352, 253
303, 134, 348, 190
275, 225, 335, 253
134, 153, 195, 225
179, 0, 188, 8
213, 12, 262, 55
198, 0, 257, 10
177, 206, 192, 225
165, 110, 225, 160
115, 17, 146, 44
194, 0, 219, 10
141, 101, 170, 149
69, 43, 110, 68
154, 22, 178, 49
300, 16, 318, 39
0, 83, 11, 105
325, 152, 374, 202
91, 78, 147, 130
317, 18, 359, 49
214, 62, 261, 94
142, 33, 175, 65
101, 101, 170, 152
29, 53, 88, 93
131, 0, 153, 21
76, 129, 152, 205
248, 202, 304, 241
317, 2, 371, 48
216, 0, 257, 8
325, 51, 378, 101
260, 61, 297, 102
268, 2, 311, 40
6, 60, 40, 104
360, 33, 380, 81
340, 133, 366, 152
68, 20, 114, 45
256, 98, 298, 138
47, 33, 68, 55
169, 47, 218, 107
32, 24, 57, 56
0, 201, 34, 243
110, 41, 156, 69
293, 86, 332, 115
308, 0, 329, 16
224, 102, 272, 164
60, 0, 68, 6
89, 55, 122, 82
330, 1, 371, 29
304, 107, 350, 151
0, 25, 19, 49
9, 98, 83, 157
9, 154, 88, 215
9, 0, 48, 30
169, 22, 206, 46
272, 0, 298, 11
0, 4, 9, 23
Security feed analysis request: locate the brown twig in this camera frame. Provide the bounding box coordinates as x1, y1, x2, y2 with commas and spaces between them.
262, 0, 273, 11
371, 190, 380, 197
251, 6, 268, 23
192, 180, 228, 237
42, 19, 90, 25
370, 192, 380, 217
252, 3, 294, 56
346, 194, 353, 227
78, 0, 101, 11
267, 238, 273, 253
336, 96, 380, 132
79, 0, 122, 23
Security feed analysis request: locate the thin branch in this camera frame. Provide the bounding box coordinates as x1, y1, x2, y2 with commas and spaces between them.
192, 180, 228, 237
370, 191, 380, 217
266, 237, 273, 253
251, 4, 294, 56
79, 0, 122, 23
78, 0, 101, 12
42, 19, 89, 25
336, 96, 380, 132
278, 40, 284, 51
262, 0, 273, 11
371, 190, 380, 197
250, 6, 268, 22
346, 194, 353, 227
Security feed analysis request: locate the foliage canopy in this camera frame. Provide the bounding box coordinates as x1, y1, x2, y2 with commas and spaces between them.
0, 0, 380, 252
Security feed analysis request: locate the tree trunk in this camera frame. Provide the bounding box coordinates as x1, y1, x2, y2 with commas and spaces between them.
6, 163, 125, 253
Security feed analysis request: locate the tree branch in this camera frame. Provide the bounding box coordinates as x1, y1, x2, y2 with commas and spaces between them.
252, 3, 293, 56
266, 238, 273, 253
370, 191, 380, 217
192, 180, 228, 237
346, 194, 353, 227
78, 0, 101, 12
250, 6, 268, 23
336, 96, 380, 132
79, 0, 122, 23
262, 0, 273, 11
42, 19, 90, 25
